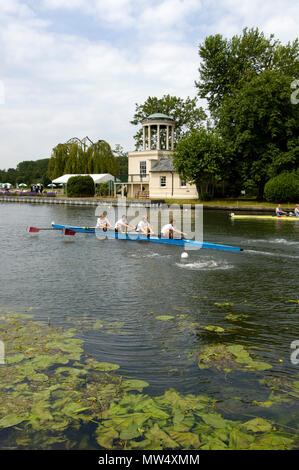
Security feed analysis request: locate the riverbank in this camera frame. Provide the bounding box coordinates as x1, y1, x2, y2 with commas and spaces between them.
0, 194, 293, 212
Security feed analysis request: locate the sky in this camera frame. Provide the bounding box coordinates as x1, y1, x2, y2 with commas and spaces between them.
0, 0, 298, 168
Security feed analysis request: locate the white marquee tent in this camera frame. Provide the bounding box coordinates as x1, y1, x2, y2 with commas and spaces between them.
52, 174, 114, 185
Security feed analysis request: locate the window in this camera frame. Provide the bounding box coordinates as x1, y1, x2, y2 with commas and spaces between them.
180, 179, 187, 187
160, 176, 166, 187
139, 161, 146, 176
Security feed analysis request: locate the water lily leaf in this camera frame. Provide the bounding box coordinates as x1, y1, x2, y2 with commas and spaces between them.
90, 362, 119, 372
214, 302, 234, 308
7, 353, 25, 364
204, 325, 225, 333
249, 433, 296, 450
229, 429, 254, 449
0, 413, 28, 429
145, 423, 180, 449
200, 436, 228, 449
242, 418, 272, 432
122, 379, 149, 391
201, 413, 227, 429
93, 321, 104, 329
168, 431, 201, 449
95, 425, 118, 448
119, 425, 141, 440
155, 315, 174, 321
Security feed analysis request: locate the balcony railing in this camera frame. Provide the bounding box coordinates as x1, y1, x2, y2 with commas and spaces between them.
115, 174, 149, 183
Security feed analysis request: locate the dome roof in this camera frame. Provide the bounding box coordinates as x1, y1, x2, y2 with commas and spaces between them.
145, 113, 174, 121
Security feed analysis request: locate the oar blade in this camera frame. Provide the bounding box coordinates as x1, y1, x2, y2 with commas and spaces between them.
27, 226, 40, 233
62, 228, 76, 236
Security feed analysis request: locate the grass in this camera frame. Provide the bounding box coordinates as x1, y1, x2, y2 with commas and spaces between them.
163, 199, 297, 209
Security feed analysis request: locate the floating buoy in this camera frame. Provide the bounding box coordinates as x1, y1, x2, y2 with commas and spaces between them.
181, 251, 188, 259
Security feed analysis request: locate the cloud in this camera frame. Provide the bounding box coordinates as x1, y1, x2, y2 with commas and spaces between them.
0, 0, 298, 167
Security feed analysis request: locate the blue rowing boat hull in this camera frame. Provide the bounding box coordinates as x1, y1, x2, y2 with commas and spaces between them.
51, 224, 243, 252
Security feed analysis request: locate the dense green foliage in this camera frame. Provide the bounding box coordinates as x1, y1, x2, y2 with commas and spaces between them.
264, 172, 299, 202
1, 312, 298, 450
0, 159, 50, 186
66, 175, 95, 197
173, 128, 230, 200
218, 70, 299, 197
196, 27, 299, 115
113, 144, 128, 176
131, 94, 207, 150
96, 182, 110, 196
195, 28, 299, 199
47, 140, 117, 180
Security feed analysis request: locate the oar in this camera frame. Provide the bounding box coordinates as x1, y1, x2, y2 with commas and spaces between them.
27, 226, 76, 236
27, 226, 53, 233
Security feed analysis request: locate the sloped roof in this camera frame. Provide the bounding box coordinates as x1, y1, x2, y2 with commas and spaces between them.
147, 113, 173, 120
150, 158, 174, 172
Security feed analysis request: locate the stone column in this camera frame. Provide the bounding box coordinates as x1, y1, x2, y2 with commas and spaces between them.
148, 125, 151, 151
166, 125, 169, 150
143, 126, 145, 150
171, 125, 174, 150
157, 124, 160, 150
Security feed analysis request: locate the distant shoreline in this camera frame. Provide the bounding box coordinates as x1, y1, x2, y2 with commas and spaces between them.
0, 194, 291, 213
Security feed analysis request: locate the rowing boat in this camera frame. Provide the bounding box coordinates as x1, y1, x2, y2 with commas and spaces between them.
230, 213, 299, 221
51, 223, 243, 252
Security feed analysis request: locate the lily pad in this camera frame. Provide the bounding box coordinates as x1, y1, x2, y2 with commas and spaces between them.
155, 315, 174, 321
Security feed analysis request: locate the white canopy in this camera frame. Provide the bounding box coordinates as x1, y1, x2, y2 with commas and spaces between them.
52, 174, 114, 184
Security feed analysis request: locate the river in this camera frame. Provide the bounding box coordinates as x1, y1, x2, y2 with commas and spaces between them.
0, 202, 298, 449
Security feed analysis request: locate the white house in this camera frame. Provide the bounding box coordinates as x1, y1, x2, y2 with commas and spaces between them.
114, 113, 198, 199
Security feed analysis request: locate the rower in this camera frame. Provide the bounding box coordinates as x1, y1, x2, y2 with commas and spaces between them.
275, 204, 287, 217
161, 219, 187, 239
294, 205, 299, 217
114, 215, 136, 234
136, 216, 154, 238
96, 211, 112, 232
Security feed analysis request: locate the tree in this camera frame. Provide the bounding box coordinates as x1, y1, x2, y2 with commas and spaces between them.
113, 145, 128, 176
67, 175, 95, 197
47, 139, 117, 180
218, 70, 299, 198
196, 27, 299, 115
173, 128, 230, 200
264, 172, 299, 202
131, 94, 207, 150
0, 159, 50, 186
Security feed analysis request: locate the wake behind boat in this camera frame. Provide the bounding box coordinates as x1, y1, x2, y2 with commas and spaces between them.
51, 223, 243, 252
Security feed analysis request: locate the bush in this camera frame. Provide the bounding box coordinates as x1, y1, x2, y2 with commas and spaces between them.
96, 182, 110, 196
264, 172, 299, 202
67, 175, 95, 197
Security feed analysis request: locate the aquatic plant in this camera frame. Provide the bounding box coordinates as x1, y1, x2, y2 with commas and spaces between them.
0, 313, 298, 450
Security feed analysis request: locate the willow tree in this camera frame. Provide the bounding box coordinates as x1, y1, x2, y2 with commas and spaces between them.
47, 138, 117, 180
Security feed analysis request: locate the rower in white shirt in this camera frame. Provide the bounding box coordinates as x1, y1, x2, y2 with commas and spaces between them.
96, 211, 112, 232
136, 215, 154, 236
114, 215, 136, 233
161, 219, 187, 239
